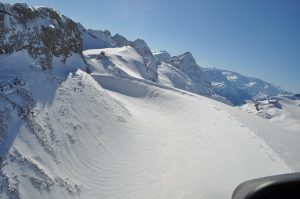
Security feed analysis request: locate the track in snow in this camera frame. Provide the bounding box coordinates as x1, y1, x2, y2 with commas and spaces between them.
85, 74, 291, 199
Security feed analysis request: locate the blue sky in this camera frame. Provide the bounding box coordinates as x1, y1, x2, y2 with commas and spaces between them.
3, 0, 300, 93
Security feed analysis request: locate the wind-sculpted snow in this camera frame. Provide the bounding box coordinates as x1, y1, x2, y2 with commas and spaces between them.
0, 64, 293, 198
221, 96, 300, 171
84, 47, 152, 80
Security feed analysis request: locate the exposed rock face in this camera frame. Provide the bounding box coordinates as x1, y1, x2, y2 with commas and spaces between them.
112, 33, 130, 47
168, 52, 199, 71
88, 29, 113, 45
129, 39, 158, 81
0, 3, 83, 69
153, 50, 171, 62
79, 23, 115, 50
167, 52, 214, 96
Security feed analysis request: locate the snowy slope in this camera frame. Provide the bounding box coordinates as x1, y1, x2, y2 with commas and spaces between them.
1, 3, 299, 199
158, 61, 194, 90
83, 47, 150, 80
84, 48, 231, 104
160, 51, 214, 96
220, 97, 300, 171
240, 96, 300, 132
0, 54, 293, 198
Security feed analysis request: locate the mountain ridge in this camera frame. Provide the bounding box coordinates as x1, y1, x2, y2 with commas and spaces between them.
0, 2, 291, 106
0, 3, 299, 199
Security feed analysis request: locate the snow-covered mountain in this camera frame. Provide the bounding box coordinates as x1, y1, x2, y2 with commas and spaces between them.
78, 23, 115, 50
203, 68, 290, 105
0, 2, 290, 105
0, 3, 299, 199
153, 50, 290, 105
160, 51, 214, 96
80, 27, 289, 105
153, 50, 171, 62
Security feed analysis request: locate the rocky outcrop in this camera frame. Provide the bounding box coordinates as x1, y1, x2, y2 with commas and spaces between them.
112, 33, 130, 47
0, 3, 83, 69
129, 39, 158, 81
153, 50, 171, 62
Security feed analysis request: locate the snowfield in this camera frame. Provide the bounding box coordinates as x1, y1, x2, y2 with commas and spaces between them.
89, 74, 292, 199
0, 51, 293, 198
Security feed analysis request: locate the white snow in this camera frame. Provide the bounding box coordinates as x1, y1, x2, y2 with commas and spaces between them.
1, 65, 293, 198
1, 4, 298, 198
226, 75, 239, 81
158, 61, 193, 90
245, 81, 257, 87
211, 81, 225, 88
84, 47, 150, 80
225, 100, 300, 171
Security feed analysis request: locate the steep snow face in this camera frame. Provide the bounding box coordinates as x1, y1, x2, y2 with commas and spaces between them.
0, 50, 86, 198
129, 39, 159, 81
0, 3, 83, 69
0, 68, 130, 198
112, 33, 130, 47
83, 47, 150, 80
158, 61, 194, 90
108, 37, 159, 81
153, 50, 171, 62
165, 52, 214, 96
203, 68, 290, 105
168, 52, 199, 71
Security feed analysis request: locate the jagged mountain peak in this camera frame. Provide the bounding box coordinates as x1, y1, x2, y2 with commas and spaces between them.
153, 50, 171, 62
130, 39, 153, 58
87, 29, 113, 45
168, 51, 199, 71
112, 33, 130, 47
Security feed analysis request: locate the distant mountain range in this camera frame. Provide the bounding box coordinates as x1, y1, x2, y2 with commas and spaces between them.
0, 2, 293, 106
0, 3, 299, 199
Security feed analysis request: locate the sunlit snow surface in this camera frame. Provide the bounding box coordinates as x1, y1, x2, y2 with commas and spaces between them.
0, 50, 298, 199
